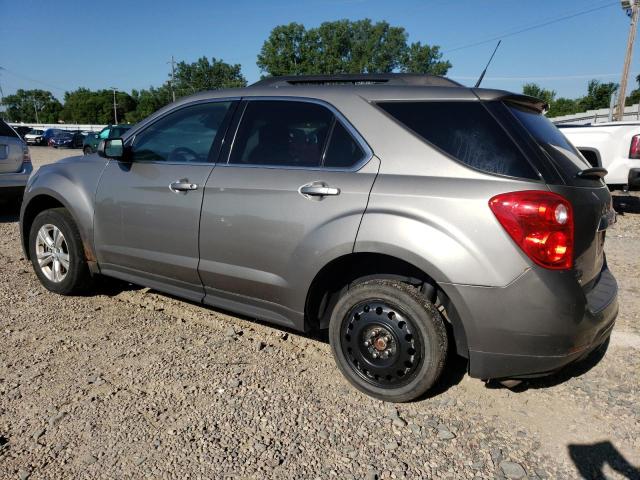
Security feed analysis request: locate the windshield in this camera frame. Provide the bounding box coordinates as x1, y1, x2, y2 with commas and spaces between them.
508, 103, 590, 180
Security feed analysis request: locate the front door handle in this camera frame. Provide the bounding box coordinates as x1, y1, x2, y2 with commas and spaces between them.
169, 179, 198, 193
299, 184, 340, 197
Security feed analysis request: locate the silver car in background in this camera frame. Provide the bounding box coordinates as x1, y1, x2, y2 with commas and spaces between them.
19, 74, 618, 402
0, 119, 32, 200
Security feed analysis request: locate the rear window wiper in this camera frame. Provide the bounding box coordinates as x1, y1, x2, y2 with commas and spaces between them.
576, 167, 607, 179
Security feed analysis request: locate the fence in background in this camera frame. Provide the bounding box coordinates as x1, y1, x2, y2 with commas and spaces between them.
8, 123, 107, 132
551, 103, 640, 125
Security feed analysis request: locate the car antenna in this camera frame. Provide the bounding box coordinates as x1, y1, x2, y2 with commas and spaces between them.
474, 40, 501, 88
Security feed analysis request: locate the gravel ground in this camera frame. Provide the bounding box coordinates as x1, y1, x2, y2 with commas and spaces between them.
0, 147, 638, 479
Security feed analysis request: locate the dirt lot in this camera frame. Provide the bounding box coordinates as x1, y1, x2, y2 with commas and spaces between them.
0, 147, 639, 479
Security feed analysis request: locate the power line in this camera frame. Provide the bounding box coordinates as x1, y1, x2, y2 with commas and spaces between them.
0, 66, 68, 93
451, 72, 638, 81
443, 1, 619, 54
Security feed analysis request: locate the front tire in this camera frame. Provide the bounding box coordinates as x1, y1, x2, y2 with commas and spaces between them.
83, 146, 92, 155
329, 279, 448, 402
29, 208, 93, 295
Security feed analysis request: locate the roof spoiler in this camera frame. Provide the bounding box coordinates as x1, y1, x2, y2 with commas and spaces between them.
251, 74, 462, 88
498, 93, 549, 113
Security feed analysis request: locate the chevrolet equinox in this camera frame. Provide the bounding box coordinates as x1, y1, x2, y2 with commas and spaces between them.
20, 74, 618, 402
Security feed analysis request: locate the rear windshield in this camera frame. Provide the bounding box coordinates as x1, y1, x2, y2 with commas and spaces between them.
378, 101, 538, 180
507, 104, 591, 180
0, 120, 19, 139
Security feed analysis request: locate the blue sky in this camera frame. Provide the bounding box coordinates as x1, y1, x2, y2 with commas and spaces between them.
0, 0, 636, 100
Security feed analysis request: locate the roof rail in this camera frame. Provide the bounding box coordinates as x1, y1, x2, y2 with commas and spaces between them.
250, 73, 462, 88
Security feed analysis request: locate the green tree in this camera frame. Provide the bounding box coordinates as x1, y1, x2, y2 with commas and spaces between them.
579, 79, 618, 111
172, 56, 247, 97
256, 23, 310, 76
401, 42, 451, 75
125, 86, 173, 124
522, 83, 556, 105
625, 74, 640, 106
549, 97, 581, 117
1, 89, 63, 123
257, 19, 451, 76
61, 88, 137, 124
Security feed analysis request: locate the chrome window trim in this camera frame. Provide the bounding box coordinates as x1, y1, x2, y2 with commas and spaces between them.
223, 96, 373, 173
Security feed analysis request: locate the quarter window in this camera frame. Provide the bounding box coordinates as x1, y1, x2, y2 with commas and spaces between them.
378, 101, 538, 179
229, 101, 333, 168
132, 101, 232, 163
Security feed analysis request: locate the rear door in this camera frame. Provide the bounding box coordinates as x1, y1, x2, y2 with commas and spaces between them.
198, 99, 378, 328
0, 121, 24, 174
505, 103, 614, 287
94, 100, 236, 301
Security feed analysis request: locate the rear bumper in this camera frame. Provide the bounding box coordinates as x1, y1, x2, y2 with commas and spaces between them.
628, 168, 640, 189
441, 264, 618, 379
0, 163, 32, 189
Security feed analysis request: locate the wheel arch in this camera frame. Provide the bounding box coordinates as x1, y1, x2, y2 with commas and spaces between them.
21, 191, 96, 269
304, 252, 469, 357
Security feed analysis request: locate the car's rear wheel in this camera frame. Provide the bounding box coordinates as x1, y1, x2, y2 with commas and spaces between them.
329, 279, 448, 402
29, 208, 93, 295
83, 146, 92, 155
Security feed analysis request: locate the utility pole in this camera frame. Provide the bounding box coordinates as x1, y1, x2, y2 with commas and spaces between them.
32, 98, 39, 124
168, 55, 176, 102
110, 87, 118, 124
617, 0, 639, 121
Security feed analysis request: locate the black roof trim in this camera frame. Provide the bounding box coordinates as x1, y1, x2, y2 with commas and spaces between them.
250, 73, 463, 88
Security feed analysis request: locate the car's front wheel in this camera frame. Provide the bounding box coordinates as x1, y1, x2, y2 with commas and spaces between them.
29, 208, 93, 295
329, 279, 448, 402
83, 146, 92, 155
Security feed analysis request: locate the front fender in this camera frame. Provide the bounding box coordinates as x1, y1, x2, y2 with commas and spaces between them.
21, 158, 107, 264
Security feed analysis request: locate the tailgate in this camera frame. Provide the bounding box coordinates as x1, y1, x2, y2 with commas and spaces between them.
0, 136, 24, 174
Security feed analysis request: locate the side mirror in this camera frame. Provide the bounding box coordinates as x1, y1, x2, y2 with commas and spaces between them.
98, 138, 124, 159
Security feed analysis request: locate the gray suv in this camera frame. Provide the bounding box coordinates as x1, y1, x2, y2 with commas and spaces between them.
0, 120, 32, 199
20, 74, 618, 402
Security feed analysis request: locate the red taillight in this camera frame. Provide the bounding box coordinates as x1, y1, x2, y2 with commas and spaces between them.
22, 143, 31, 164
489, 191, 574, 270
630, 135, 640, 159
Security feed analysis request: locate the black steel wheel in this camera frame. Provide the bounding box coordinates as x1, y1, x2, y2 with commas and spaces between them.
329, 279, 447, 402
341, 300, 423, 388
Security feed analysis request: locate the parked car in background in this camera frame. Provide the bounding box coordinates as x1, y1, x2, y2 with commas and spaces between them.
25, 129, 46, 146
42, 128, 63, 146
49, 131, 85, 149
558, 121, 640, 189
0, 119, 32, 200
20, 74, 618, 402
13, 126, 32, 140
83, 125, 131, 154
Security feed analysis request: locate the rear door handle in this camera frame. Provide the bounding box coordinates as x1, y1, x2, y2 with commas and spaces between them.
169, 180, 198, 193
299, 184, 340, 197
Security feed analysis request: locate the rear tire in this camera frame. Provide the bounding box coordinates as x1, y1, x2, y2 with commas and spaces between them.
29, 208, 93, 295
329, 279, 448, 402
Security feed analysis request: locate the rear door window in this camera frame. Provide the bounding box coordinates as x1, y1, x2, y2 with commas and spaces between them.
378, 101, 538, 180
229, 101, 333, 168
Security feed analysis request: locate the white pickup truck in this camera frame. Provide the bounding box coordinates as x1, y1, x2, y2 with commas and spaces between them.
558, 121, 640, 189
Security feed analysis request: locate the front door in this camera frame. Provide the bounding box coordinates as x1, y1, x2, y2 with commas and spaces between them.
198, 99, 379, 327
94, 100, 235, 301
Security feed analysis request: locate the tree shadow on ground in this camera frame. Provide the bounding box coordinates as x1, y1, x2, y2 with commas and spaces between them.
612, 195, 640, 215
568, 441, 640, 480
